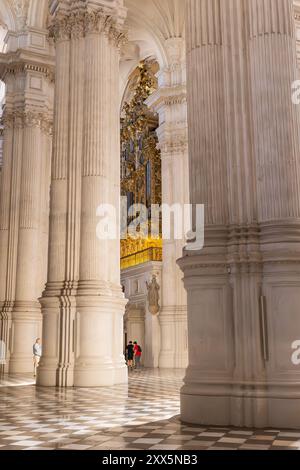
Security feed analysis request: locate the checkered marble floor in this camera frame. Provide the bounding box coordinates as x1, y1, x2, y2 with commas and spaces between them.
0, 368, 299, 450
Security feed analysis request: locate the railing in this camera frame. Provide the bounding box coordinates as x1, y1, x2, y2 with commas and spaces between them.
121, 247, 162, 270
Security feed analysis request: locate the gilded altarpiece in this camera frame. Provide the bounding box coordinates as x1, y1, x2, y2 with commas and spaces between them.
121, 61, 162, 269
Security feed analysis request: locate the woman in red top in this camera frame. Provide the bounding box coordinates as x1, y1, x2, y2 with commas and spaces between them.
133, 341, 142, 369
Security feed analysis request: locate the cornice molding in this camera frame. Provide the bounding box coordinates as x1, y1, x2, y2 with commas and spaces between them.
147, 86, 187, 111
0, 49, 55, 82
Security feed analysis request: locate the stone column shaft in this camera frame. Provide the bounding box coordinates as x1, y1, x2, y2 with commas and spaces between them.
0, 45, 54, 374
0, 119, 14, 373
248, 0, 300, 428
180, 0, 300, 428
38, 1, 128, 387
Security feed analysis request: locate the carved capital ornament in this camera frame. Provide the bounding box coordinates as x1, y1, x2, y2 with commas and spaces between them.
49, 8, 127, 47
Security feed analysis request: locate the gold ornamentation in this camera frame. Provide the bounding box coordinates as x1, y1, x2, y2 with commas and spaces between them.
120, 61, 162, 267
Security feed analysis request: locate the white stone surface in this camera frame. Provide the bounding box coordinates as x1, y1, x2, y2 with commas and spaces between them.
37, 0, 128, 387
147, 37, 189, 370
0, 30, 54, 374
179, 0, 300, 429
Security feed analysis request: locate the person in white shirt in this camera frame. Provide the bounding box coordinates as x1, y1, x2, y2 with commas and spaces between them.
33, 338, 42, 377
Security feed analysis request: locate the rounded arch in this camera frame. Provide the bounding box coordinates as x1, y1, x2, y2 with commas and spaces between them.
125, 12, 168, 71
125, 0, 186, 69
120, 56, 159, 111
120, 50, 160, 107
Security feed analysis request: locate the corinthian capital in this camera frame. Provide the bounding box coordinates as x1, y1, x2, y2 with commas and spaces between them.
1, 109, 53, 134
49, 0, 127, 45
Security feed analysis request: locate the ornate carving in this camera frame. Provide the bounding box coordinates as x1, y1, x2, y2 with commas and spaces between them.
49, 14, 71, 42
146, 275, 160, 316
10, 0, 29, 30
1, 110, 53, 135
49, 8, 127, 47
120, 61, 162, 267
70, 10, 86, 40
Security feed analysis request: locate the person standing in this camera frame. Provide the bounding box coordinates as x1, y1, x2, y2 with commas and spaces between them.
134, 341, 142, 369
126, 341, 134, 369
33, 338, 42, 377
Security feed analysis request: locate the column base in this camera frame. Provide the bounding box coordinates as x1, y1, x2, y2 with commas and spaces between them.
181, 387, 231, 426
159, 308, 188, 369
181, 383, 300, 429
9, 303, 42, 375
159, 351, 175, 369
37, 362, 74, 387
0, 302, 12, 374
74, 363, 128, 387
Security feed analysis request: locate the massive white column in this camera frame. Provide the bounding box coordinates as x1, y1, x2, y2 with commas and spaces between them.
248, 0, 300, 428
0, 45, 54, 374
38, 0, 128, 387
180, 0, 300, 428
147, 38, 189, 369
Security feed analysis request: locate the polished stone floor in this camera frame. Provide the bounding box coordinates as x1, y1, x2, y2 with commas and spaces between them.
0, 369, 300, 450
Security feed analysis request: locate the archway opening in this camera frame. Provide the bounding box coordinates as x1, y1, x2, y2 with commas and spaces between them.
120, 59, 163, 368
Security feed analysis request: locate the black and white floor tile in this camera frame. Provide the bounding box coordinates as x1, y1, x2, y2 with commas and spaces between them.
0, 369, 299, 451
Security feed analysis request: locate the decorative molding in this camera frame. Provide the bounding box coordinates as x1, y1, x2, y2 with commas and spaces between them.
157, 132, 188, 155
2, 61, 55, 82
49, 8, 127, 47
1, 110, 53, 134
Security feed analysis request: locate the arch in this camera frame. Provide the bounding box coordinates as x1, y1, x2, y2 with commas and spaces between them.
121, 0, 186, 103
125, 0, 186, 69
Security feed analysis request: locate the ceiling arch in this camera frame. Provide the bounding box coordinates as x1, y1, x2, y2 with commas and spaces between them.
120, 0, 186, 99
124, 0, 186, 67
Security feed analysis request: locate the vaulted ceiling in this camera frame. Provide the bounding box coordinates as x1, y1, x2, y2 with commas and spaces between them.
0, 0, 299, 97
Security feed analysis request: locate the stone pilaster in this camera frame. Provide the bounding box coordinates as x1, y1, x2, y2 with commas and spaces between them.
147, 38, 188, 369
179, 0, 300, 428
38, 0, 128, 387
0, 51, 54, 374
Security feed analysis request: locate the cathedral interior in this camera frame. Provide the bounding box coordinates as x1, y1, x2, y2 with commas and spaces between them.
1, 0, 300, 453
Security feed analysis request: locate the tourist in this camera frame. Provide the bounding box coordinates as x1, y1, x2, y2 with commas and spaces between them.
134, 341, 142, 369
126, 341, 134, 369
33, 338, 42, 377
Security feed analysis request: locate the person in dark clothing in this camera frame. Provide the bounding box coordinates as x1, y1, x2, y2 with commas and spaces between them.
126, 341, 134, 368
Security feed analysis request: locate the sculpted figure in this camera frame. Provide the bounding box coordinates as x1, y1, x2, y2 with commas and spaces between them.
146, 275, 160, 315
